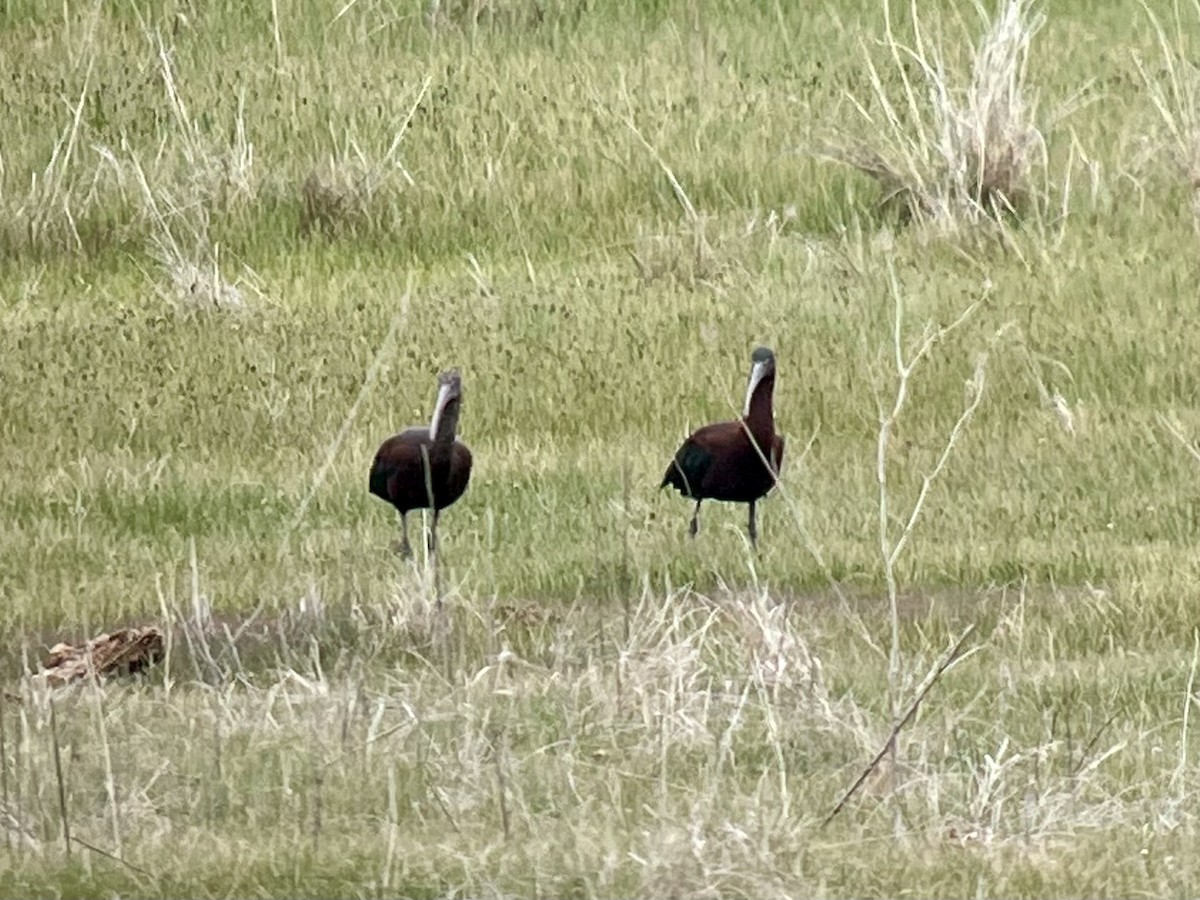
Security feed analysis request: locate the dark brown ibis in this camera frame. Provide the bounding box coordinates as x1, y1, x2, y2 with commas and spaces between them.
369, 368, 473, 557
661, 346, 785, 549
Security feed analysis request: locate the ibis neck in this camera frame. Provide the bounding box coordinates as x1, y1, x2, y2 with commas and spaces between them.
744, 374, 775, 442
429, 397, 459, 444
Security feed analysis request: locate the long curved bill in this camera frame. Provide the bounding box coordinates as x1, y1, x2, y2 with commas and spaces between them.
744, 360, 768, 417
428, 382, 454, 439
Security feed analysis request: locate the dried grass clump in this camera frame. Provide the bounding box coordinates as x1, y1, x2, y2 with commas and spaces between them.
121, 150, 255, 314
153, 241, 248, 312
629, 207, 797, 289
1133, 0, 1200, 232
134, 179, 251, 313
298, 80, 428, 238
823, 0, 1047, 232
299, 161, 380, 237
425, 0, 587, 31
151, 32, 258, 211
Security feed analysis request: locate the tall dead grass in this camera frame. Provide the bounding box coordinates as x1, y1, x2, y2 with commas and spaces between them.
0, 576, 1155, 894
823, 0, 1048, 233
1133, 0, 1200, 233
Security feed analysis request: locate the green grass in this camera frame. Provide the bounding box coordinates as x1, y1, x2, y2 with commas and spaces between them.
3, 0, 1200, 895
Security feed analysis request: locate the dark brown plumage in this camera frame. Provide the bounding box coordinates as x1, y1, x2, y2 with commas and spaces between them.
661, 346, 785, 549
369, 369, 473, 557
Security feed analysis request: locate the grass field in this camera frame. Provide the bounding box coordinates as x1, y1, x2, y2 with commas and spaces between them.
3, 0, 1200, 894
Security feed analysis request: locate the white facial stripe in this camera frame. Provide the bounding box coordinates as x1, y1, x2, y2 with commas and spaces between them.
429, 382, 453, 438
744, 361, 767, 417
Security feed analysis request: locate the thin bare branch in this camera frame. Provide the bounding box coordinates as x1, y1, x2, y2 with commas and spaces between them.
822, 623, 978, 828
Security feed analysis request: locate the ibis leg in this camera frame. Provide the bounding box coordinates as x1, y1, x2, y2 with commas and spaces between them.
689, 500, 702, 538
748, 501, 758, 550
394, 512, 413, 558
428, 509, 440, 555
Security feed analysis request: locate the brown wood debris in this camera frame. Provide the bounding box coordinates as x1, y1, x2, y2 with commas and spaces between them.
40, 626, 165, 687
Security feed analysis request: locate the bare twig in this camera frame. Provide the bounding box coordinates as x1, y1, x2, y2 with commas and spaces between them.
278, 277, 412, 557
1071, 712, 1119, 778
71, 835, 155, 879
877, 260, 990, 785
0, 687, 9, 852
492, 728, 511, 841
1158, 413, 1200, 467
381, 765, 398, 888
1172, 628, 1200, 795
311, 752, 324, 857
86, 646, 122, 857
611, 71, 698, 224
822, 623, 978, 827
49, 701, 70, 859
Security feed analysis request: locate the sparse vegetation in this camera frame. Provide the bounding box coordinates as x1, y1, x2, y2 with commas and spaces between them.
2, 0, 1200, 896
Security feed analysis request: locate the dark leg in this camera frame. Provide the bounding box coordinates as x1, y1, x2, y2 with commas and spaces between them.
689, 500, 702, 538
427, 508, 440, 555
429, 509, 444, 615
747, 501, 758, 550
393, 512, 413, 558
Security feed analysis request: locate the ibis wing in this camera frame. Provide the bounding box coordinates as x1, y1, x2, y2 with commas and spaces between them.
368, 438, 405, 501
368, 428, 430, 503
661, 435, 714, 498
771, 433, 785, 478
